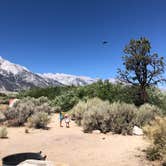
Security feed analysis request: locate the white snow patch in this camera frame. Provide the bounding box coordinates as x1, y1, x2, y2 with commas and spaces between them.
0, 56, 29, 75
39, 73, 97, 86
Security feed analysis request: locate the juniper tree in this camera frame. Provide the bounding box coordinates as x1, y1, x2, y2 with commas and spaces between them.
118, 37, 165, 105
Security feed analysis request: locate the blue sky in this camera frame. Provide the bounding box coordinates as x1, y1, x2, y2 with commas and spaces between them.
0, 0, 166, 79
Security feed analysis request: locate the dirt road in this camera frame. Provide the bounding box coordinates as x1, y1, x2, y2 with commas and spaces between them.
0, 114, 151, 166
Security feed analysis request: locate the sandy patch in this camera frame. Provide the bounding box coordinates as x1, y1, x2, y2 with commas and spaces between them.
0, 114, 152, 166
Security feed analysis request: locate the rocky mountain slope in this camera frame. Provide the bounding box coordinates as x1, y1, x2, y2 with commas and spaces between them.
0, 57, 164, 92
0, 57, 61, 91
39, 73, 97, 86
0, 57, 97, 91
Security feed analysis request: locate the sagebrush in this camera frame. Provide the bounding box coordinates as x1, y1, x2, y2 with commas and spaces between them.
71, 98, 161, 135
144, 117, 166, 163
71, 99, 136, 134
28, 112, 50, 129
4, 97, 53, 126
136, 104, 161, 127
0, 126, 8, 138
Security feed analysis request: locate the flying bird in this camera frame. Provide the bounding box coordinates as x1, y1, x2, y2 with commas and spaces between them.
102, 41, 109, 45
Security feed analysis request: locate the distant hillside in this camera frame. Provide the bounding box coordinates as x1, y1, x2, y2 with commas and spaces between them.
0, 57, 165, 92
0, 57, 98, 91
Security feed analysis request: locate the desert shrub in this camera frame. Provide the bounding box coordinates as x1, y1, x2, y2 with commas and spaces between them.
72, 98, 138, 135
70, 101, 88, 125
145, 146, 161, 161
81, 98, 111, 133
71, 98, 110, 128
5, 101, 34, 126
31, 96, 50, 107
108, 102, 137, 135
0, 126, 8, 138
4, 97, 52, 126
14, 96, 49, 107
83, 101, 138, 135
34, 103, 54, 114
136, 104, 162, 127
28, 112, 50, 129
144, 117, 166, 163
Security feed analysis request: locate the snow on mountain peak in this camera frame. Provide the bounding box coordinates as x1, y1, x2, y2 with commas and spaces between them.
0, 56, 29, 75
0, 57, 118, 92
40, 73, 97, 86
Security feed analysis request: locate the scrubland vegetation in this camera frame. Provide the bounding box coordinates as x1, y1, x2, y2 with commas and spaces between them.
1, 74, 166, 164
70, 98, 161, 134
1, 96, 53, 127
0, 37, 166, 164
28, 112, 50, 129
1, 83, 166, 163
144, 117, 166, 165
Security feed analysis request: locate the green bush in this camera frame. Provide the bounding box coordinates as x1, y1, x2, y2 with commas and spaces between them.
18, 86, 76, 99
28, 112, 50, 129
4, 97, 52, 126
51, 91, 79, 112
146, 87, 166, 115
144, 117, 166, 162
0, 126, 8, 138
156, 92, 166, 115
136, 104, 161, 127
18, 80, 166, 110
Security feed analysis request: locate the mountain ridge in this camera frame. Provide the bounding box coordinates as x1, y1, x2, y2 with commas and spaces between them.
1, 57, 164, 92
0, 57, 100, 91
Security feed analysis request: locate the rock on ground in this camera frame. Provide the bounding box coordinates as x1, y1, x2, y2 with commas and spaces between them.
133, 126, 143, 136
92, 130, 101, 134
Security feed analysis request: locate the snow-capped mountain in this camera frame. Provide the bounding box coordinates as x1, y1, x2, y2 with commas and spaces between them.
0, 56, 30, 75
39, 73, 97, 86
0, 57, 98, 91
0, 57, 62, 91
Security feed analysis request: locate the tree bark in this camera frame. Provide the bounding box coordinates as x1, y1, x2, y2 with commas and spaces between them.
140, 86, 148, 104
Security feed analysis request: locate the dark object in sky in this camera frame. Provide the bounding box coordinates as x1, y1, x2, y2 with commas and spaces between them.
102, 41, 109, 45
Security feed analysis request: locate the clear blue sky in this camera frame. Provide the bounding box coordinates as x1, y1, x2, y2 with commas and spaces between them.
0, 0, 166, 79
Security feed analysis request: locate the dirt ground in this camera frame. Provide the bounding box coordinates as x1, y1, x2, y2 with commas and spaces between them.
0, 114, 152, 166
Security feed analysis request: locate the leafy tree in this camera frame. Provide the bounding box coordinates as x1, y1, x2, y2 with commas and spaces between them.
118, 37, 165, 105
51, 91, 79, 112
18, 86, 77, 99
